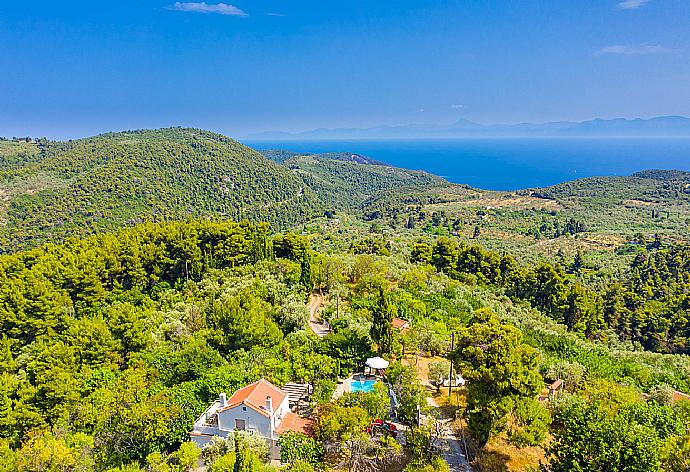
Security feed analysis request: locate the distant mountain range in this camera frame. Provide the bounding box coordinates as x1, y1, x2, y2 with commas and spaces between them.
244, 115, 690, 140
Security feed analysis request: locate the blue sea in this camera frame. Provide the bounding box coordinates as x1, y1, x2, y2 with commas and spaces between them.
241, 138, 690, 191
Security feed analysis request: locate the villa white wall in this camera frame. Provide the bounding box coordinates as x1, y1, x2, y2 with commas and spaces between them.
191, 435, 214, 449
191, 393, 292, 460
218, 404, 273, 438
278, 397, 290, 417
274, 397, 290, 428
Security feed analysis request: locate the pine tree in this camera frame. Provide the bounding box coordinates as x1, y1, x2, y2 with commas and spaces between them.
450, 309, 542, 445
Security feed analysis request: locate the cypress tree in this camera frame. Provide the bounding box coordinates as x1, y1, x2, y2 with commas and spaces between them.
300, 250, 312, 291
371, 287, 393, 354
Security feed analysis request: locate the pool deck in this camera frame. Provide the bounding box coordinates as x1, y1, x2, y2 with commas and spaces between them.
332, 374, 401, 424
332, 373, 381, 399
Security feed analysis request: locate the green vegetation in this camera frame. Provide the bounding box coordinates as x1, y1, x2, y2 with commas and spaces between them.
0, 128, 323, 251
545, 395, 682, 471
410, 236, 690, 356
0, 129, 445, 253
285, 154, 444, 210
0, 213, 689, 470
0, 220, 336, 470
450, 309, 543, 445
278, 432, 323, 468
3, 128, 690, 471
259, 149, 387, 166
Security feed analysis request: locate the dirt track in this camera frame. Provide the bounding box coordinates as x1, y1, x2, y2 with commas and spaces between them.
307, 291, 330, 337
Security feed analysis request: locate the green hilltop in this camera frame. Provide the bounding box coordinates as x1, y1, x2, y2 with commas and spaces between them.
0, 128, 318, 250
3, 129, 690, 471
0, 128, 444, 252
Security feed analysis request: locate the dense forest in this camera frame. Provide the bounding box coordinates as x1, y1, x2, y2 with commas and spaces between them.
0, 130, 443, 253
0, 220, 332, 470
1, 216, 690, 471
259, 150, 387, 166
285, 155, 443, 210
3, 128, 690, 471
410, 237, 690, 355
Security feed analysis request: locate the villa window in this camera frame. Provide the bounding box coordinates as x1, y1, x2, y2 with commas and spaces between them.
235, 419, 246, 431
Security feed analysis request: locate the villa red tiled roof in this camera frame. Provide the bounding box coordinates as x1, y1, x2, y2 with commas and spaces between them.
218, 379, 287, 417
275, 412, 314, 436
392, 318, 410, 334
673, 390, 690, 403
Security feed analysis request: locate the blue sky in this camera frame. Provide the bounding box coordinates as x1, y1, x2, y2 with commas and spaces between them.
1, 0, 689, 139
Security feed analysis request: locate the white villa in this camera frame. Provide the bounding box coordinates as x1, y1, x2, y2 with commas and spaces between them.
189, 379, 313, 460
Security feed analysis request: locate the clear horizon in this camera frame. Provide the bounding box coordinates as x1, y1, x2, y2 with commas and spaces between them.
6, 115, 690, 142
1, 1, 689, 140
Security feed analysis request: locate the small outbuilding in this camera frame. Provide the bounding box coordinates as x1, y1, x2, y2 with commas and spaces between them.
392, 318, 410, 335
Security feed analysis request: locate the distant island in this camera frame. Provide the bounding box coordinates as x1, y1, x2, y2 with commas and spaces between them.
245, 115, 690, 140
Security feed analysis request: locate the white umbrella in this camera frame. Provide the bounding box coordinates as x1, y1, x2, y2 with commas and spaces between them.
365, 357, 390, 370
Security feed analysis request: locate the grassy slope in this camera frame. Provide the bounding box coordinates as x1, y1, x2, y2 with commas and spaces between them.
0, 141, 40, 160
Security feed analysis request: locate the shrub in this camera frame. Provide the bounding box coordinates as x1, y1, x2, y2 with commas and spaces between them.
508, 399, 551, 447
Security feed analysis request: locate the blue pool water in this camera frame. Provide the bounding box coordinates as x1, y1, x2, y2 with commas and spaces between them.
242, 138, 690, 191
350, 380, 377, 393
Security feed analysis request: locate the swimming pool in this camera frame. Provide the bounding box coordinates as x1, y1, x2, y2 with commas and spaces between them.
350, 380, 377, 393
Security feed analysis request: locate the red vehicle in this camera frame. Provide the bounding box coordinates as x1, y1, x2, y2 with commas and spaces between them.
367, 419, 398, 438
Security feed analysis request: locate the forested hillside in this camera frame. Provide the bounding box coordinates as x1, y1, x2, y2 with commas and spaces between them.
518, 170, 690, 237
0, 129, 444, 253
2, 218, 690, 471
259, 149, 387, 166
285, 154, 445, 209
3, 128, 690, 471
0, 220, 317, 470
409, 236, 690, 355
258, 148, 444, 208
522, 170, 690, 208
0, 129, 325, 251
